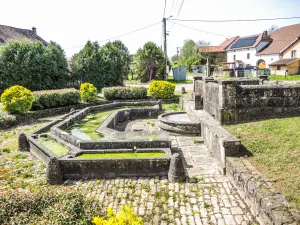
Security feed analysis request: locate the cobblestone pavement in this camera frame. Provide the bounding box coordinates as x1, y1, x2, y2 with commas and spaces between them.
68, 135, 256, 225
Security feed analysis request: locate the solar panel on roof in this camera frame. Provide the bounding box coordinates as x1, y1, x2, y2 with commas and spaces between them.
230, 36, 258, 49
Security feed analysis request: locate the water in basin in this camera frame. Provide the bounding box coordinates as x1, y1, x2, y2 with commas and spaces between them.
166, 113, 191, 122
71, 129, 92, 140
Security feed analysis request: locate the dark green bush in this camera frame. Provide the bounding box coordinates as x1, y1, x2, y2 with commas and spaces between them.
0, 188, 103, 225
32, 88, 80, 110
102, 86, 147, 100
0, 40, 69, 92
71, 40, 130, 90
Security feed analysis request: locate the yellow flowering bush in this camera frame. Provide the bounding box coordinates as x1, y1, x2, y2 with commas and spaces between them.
148, 80, 175, 99
92, 205, 143, 225
80, 82, 98, 102
1, 85, 34, 114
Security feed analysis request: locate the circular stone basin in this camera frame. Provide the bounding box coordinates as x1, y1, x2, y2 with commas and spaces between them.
158, 112, 201, 135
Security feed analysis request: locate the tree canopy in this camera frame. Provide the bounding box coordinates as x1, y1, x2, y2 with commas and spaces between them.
71, 40, 130, 89
0, 40, 69, 92
132, 42, 165, 83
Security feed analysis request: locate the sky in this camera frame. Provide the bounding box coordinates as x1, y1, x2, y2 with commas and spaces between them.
1, 0, 300, 58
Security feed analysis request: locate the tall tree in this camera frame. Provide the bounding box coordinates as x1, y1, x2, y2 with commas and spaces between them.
179, 39, 197, 62
197, 40, 211, 47
71, 40, 130, 89
0, 40, 69, 91
132, 42, 165, 82
71, 41, 102, 88
268, 25, 279, 34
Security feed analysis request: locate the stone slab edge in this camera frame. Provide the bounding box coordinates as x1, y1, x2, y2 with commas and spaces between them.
226, 157, 299, 225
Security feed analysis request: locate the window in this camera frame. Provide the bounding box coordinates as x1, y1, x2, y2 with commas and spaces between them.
277, 66, 281, 70
233, 55, 236, 60
247, 53, 250, 59
291, 50, 297, 58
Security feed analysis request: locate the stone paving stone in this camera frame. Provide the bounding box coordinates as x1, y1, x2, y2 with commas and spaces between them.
59, 135, 257, 224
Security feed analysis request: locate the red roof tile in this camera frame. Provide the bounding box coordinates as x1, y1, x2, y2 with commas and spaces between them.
258, 23, 300, 55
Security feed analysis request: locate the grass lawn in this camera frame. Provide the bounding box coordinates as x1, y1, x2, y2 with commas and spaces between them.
269, 75, 300, 81
162, 103, 182, 112
225, 117, 300, 210
167, 76, 193, 84
76, 152, 166, 159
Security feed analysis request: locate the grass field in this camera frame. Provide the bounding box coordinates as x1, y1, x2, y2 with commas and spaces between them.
269, 75, 300, 80
76, 152, 166, 159
225, 117, 300, 210
167, 76, 193, 84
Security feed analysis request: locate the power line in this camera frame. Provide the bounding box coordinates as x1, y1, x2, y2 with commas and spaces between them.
169, 0, 185, 32
169, 16, 300, 23
176, 0, 185, 18
171, 22, 230, 37
65, 21, 161, 50
163, 0, 167, 18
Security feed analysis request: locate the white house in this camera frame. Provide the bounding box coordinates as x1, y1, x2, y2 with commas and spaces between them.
226, 23, 300, 73
225, 31, 277, 69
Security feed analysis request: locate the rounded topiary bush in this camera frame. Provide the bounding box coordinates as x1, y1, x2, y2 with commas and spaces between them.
1, 85, 34, 114
148, 80, 175, 99
80, 83, 98, 102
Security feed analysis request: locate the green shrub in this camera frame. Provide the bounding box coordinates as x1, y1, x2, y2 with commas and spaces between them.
1, 85, 34, 114
32, 88, 80, 110
0, 40, 69, 92
0, 110, 17, 128
92, 205, 143, 225
0, 188, 103, 224
148, 81, 175, 99
80, 83, 98, 102
102, 86, 147, 100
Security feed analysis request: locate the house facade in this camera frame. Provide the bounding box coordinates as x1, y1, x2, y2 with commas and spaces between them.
225, 23, 300, 75
0, 24, 47, 46
198, 36, 239, 64
225, 32, 277, 69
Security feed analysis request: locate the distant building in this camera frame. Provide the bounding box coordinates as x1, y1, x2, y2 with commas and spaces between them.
0, 24, 47, 46
225, 23, 300, 75
198, 36, 239, 64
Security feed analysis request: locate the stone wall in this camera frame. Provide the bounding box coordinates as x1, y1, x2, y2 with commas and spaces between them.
194, 77, 300, 124
59, 149, 171, 180
195, 110, 240, 174
226, 157, 300, 225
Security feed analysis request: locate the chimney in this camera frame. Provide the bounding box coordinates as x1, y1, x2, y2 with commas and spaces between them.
32, 27, 36, 35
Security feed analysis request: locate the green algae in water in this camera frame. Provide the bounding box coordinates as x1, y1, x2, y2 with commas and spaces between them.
66, 110, 115, 140
65, 106, 150, 141
76, 152, 166, 159
38, 137, 69, 157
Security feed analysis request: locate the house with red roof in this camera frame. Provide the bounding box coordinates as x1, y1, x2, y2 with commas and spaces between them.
198, 36, 239, 64
225, 23, 300, 75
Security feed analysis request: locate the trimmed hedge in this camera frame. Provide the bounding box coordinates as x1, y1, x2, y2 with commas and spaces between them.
1, 85, 34, 114
32, 88, 80, 110
102, 86, 147, 100
148, 80, 175, 99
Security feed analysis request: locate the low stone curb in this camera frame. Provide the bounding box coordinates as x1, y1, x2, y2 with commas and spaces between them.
0, 97, 179, 130
226, 157, 299, 225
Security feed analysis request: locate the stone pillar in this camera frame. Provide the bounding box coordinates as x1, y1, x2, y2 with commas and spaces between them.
168, 153, 185, 182
18, 133, 29, 151
46, 157, 63, 185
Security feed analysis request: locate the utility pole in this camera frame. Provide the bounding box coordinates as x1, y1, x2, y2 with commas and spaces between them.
163, 17, 168, 79
176, 47, 180, 60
